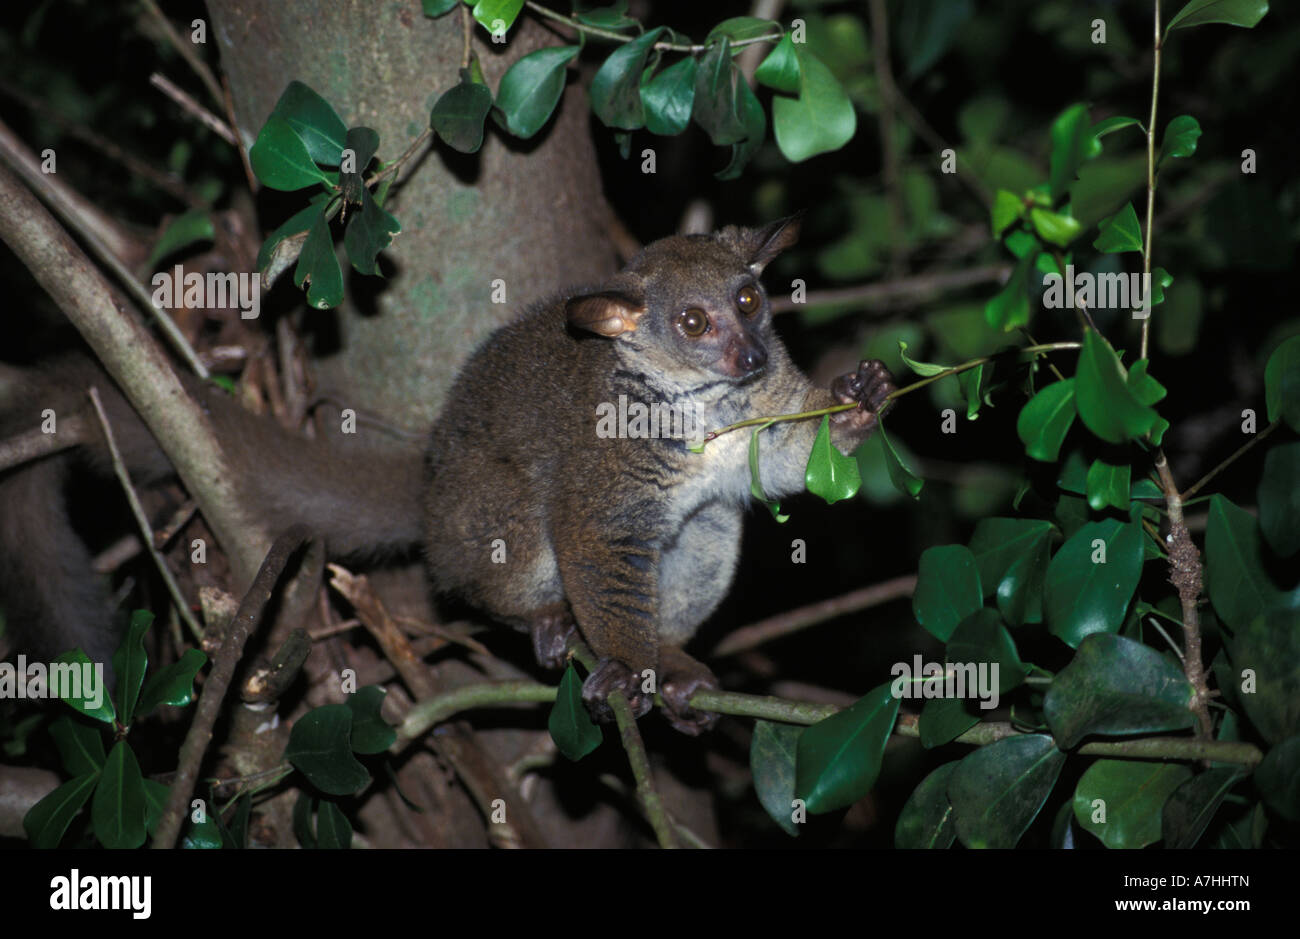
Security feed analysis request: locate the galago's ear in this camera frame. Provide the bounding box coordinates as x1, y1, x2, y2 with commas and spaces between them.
717, 213, 803, 275
565, 279, 647, 338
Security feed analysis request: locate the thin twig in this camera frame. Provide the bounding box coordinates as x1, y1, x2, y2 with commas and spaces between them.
770, 264, 1010, 314
608, 691, 680, 848
524, 1, 780, 52
0, 416, 88, 473
1140, 0, 1162, 360
1181, 419, 1279, 500
139, 0, 226, 107
149, 73, 238, 146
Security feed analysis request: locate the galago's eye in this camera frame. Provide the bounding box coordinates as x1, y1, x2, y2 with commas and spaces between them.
678, 308, 709, 337
736, 285, 760, 315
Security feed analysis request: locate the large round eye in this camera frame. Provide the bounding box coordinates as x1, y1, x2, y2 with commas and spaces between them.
677, 308, 710, 337
736, 285, 760, 316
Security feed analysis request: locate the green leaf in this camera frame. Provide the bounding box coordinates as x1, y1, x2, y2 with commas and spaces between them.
345, 685, 397, 754
1043, 634, 1197, 749
147, 208, 215, 267
750, 720, 802, 837
50, 715, 106, 777
771, 45, 856, 162
991, 189, 1023, 237
896, 0, 974, 80
983, 252, 1030, 331
1029, 207, 1082, 247
422, 0, 460, 15
1206, 494, 1294, 631
1264, 334, 1300, 432
919, 696, 980, 749
1017, 379, 1076, 462
795, 682, 899, 813
1163, 768, 1245, 848
249, 116, 336, 192
23, 772, 99, 849
52, 649, 115, 724
343, 185, 401, 277
804, 415, 861, 504
1044, 519, 1145, 648
270, 81, 349, 166
1090, 115, 1145, 141
693, 38, 747, 146
1259, 443, 1300, 557
294, 211, 344, 309
913, 545, 983, 642
968, 518, 1054, 626
93, 741, 147, 849
753, 32, 800, 94
894, 762, 959, 848
641, 56, 697, 136
591, 27, 665, 130
1075, 329, 1164, 443
1004, 227, 1040, 260
1048, 103, 1100, 202
285, 704, 372, 796
947, 607, 1029, 694
112, 609, 152, 725
1159, 114, 1202, 165
897, 339, 949, 377
1147, 267, 1174, 307
143, 779, 170, 837
748, 422, 788, 522
1226, 607, 1300, 745
706, 16, 779, 43
1073, 759, 1192, 849
472, 0, 524, 35
957, 362, 986, 420
950, 734, 1066, 848
1254, 735, 1300, 822
1092, 202, 1143, 253
494, 45, 580, 139
714, 67, 765, 180
292, 792, 317, 849
315, 799, 353, 848
431, 69, 494, 153
574, 2, 637, 31
256, 198, 328, 272
1085, 457, 1131, 512
548, 664, 603, 761
876, 423, 923, 499
1166, 0, 1269, 34
136, 648, 207, 717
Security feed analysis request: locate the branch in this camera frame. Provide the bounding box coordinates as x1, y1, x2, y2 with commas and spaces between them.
770, 264, 1010, 314
139, 0, 226, 107
1140, 0, 1163, 361
0, 415, 88, 474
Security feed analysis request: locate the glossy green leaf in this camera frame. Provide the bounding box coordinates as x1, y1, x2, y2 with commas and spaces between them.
693, 38, 747, 145
1093, 202, 1143, 253
947, 607, 1029, 694
23, 772, 99, 849
894, 762, 959, 848
1029, 207, 1082, 247
431, 69, 494, 153
494, 45, 580, 139
753, 32, 800, 94
52, 649, 115, 725
1163, 768, 1245, 848
1048, 103, 1100, 202
574, 2, 636, 31
1085, 458, 1131, 512
1005, 227, 1040, 259
913, 545, 983, 641
269, 81, 348, 166
1045, 519, 1145, 648
876, 423, 923, 499
285, 704, 371, 796
50, 715, 105, 777
294, 211, 344, 310
1073, 759, 1192, 849
422, 0, 459, 15
991, 189, 1023, 237
1159, 114, 1202, 165
343, 185, 401, 277
1254, 735, 1300, 821
548, 664, 602, 761
1075, 329, 1164, 443
748, 422, 788, 522
112, 609, 152, 725
950, 734, 1066, 848
956, 362, 986, 420
750, 720, 802, 837
969, 518, 1054, 626
256, 198, 327, 272
918, 696, 980, 749
641, 56, 697, 136
1226, 607, 1300, 745
795, 682, 900, 813
1264, 334, 1300, 432
1166, 0, 1269, 34
897, 339, 949, 376
1205, 494, 1293, 631
147, 208, 215, 267
591, 27, 664, 130
250, 116, 336, 191
136, 648, 207, 717
472, 0, 524, 35
93, 741, 147, 849
1259, 443, 1300, 557
182, 811, 224, 849
1044, 634, 1196, 748
706, 16, 779, 43
714, 70, 765, 180
983, 253, 1030, 331
805, 415, 861, 504
771, 46, 856, 162
1090, 115, 1145, 141
293, 792, 317, 849
345, 685, 397, 754
316, 799, 353, 848
1017, 379, 1076, 462
143, 779, 170, 837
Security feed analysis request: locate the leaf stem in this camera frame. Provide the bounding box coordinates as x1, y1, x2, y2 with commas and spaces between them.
1181, 418, 1279, 500
1140, 0, 1162, 360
